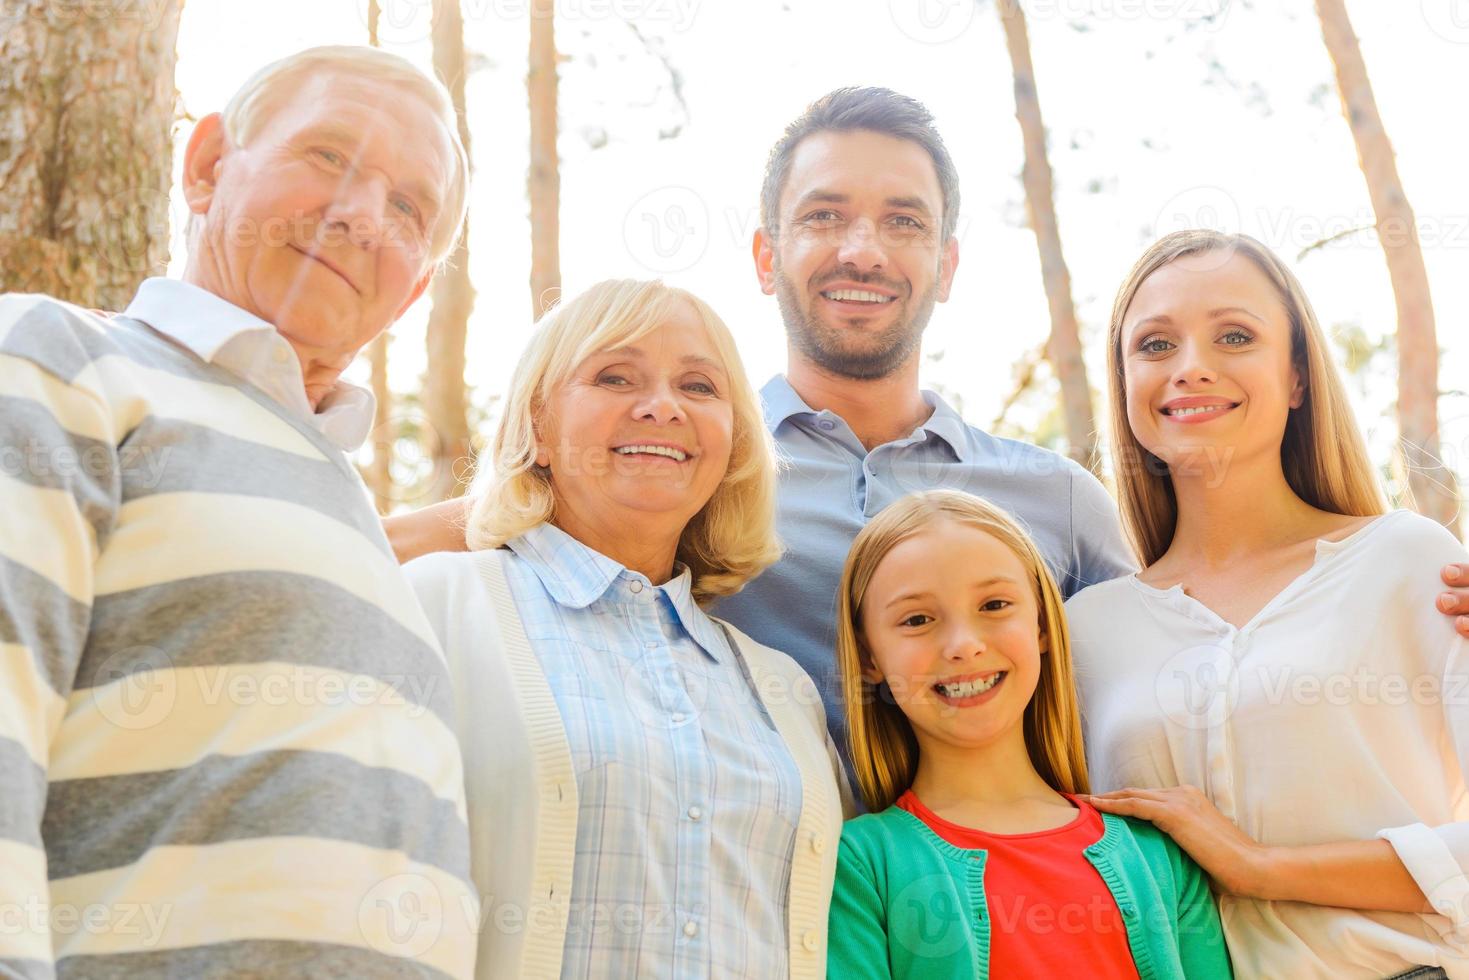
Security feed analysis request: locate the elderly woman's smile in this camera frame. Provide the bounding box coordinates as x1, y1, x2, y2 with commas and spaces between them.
611, 441, 693, 463
535, 296, 735, 554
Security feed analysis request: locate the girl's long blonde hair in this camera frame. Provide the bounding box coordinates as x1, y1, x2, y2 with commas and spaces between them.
836, 489, 1090, 813
465, 279, 782, 605
1107, 230, 1385, 566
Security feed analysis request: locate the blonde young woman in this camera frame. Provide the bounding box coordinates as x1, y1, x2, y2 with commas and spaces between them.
828, 489, 1231, 979
1067, 231, 1468, 979
406, 279, 848, 980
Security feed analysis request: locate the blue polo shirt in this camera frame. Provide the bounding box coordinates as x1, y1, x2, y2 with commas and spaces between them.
711, 374, 1137, 782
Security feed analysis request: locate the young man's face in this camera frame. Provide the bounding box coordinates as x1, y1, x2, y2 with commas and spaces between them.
754, 129, 959, 380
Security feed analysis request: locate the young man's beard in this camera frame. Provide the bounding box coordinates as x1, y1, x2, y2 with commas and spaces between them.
774, 265, 938, 381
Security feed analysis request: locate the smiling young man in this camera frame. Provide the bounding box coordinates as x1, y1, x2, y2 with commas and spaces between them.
0, 47, 476, 977
701, 88, 1137, 781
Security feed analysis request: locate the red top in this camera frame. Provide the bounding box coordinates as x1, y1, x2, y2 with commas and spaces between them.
896, 790, 1140, 980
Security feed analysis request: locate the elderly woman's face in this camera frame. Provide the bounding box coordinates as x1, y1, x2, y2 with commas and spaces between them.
192, 72, 452, 380
537, 300, 735, 534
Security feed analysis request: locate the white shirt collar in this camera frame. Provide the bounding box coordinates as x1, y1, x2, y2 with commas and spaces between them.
122, 277, 377, 452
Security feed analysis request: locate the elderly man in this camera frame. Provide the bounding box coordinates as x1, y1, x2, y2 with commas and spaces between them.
0, 47, 475, 977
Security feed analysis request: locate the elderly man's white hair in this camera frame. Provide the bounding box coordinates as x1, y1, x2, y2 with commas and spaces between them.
216, 44, 470, 266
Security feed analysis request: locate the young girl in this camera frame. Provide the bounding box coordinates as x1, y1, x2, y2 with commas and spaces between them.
1068, 230, 1468, 979
828, 489, 1233, 979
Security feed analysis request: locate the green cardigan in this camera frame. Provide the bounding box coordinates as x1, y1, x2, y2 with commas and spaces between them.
828, 805, 1234, 979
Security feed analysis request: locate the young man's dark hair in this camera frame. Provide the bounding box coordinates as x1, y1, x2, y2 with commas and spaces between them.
759, 86, 962, 243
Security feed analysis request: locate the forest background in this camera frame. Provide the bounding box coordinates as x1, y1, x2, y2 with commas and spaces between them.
3, 0, 1463, 535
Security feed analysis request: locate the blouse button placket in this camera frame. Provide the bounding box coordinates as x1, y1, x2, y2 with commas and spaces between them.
1204, 628, 1240, 822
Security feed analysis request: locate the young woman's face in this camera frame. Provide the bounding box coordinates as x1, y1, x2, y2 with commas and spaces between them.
859, 519, 1046, 755
1121, 250, 1303, 480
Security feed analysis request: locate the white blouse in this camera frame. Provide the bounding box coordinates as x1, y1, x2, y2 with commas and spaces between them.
1066, 510, 1469, 979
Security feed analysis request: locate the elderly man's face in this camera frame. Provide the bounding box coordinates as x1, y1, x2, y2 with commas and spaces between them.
184, 72, 452, 387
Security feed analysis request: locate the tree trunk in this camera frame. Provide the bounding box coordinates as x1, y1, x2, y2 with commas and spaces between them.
359, 0, 395, 511
996, 0, 1099, 474
527, 0, 561, 319
1315, 0, 1459, 534
367, 332, 393, 513
425, 0, 475, 502
0, 0, 182, 309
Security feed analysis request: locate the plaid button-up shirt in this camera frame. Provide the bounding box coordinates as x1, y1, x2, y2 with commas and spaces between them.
503, 522, 804, 978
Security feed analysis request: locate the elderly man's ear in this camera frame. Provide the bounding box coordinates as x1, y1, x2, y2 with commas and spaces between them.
182, 113, 226, 218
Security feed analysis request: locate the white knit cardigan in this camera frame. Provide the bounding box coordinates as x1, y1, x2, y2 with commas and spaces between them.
407, 548, 852, 980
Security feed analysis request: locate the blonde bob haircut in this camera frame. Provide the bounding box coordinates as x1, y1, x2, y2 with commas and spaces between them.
835, 489, 1089, 813
466, 279, 782, 606
220, 45, 470, 265
1107, 230, 1386, 567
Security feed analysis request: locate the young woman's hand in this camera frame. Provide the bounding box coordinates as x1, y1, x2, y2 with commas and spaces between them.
1084, 785, 1267, 896
1085, 786, 1433, 914
1440, 562, 1469, 639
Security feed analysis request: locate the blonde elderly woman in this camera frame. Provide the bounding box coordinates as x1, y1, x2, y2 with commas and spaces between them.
406, 279, 850, 980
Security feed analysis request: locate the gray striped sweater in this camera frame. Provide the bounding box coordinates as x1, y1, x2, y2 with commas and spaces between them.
0, 294, 477, 978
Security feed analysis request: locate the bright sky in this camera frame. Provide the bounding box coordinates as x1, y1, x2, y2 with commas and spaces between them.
168, 0, 1469, 499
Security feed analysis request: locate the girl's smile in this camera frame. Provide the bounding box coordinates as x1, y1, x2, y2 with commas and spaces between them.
932, 670, 1008, 706
860, 518, 1044, 750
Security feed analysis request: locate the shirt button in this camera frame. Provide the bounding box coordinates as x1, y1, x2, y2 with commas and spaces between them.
810, 834, 826, 854
802, 930, 819, 951
671, 712, 686, 724
272, 346, 290, 364
683, 920, 698, 938
687, 805, 703, 821
628, 580, 644, 594
817, 419, 836, 431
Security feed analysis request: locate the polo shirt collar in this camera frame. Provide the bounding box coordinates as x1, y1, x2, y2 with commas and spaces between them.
123, 276, 276, 363
760, 373, 971, 462
122, 277, 377, 452
917, 388, 973, 463
759, 373, 817, 428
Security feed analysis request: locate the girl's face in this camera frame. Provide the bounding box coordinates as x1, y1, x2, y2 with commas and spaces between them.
859, 519, 1047, 755
1121, 250, 1303, 477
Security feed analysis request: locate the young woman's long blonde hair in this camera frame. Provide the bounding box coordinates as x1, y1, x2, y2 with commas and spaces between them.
1106, 230, 1386, 566
465, 279, 782, 605
836, 489, 1090, 813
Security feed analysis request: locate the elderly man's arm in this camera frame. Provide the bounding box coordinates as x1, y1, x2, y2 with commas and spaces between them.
0, 297, 120, 977
382, 495, 472, 563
